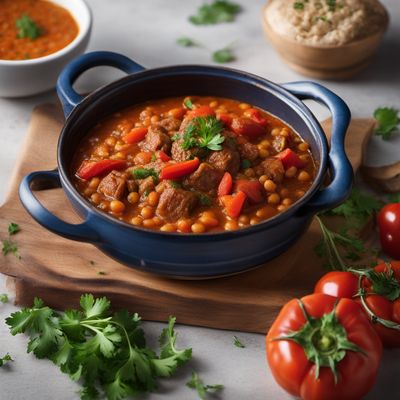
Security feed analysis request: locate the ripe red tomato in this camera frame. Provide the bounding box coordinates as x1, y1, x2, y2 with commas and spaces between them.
315, 262, 400, 347
378, 203, 400, 259
266, 293, 382, 400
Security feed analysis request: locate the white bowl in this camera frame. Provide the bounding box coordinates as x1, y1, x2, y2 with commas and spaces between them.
0, 0, 92, 98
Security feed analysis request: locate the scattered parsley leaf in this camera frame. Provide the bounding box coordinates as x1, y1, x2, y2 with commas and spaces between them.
241, 159, 251, 170
0, 293, 9, 303
2, 239, 20, 259
16, 14, 41, 40
8, 223, 20, 235
212, 47, 235, 63
184, 98, 194, 110
151, 153, 157, 162
198, 193, 212, 206
0, 353, 13, 367
132, 167, 159, 183
293, 2, 305, 10
326, 0, 336, 11
233, 335, 245, 348
6, 295, 191, 399
374, 107, 400, 140
186, 371, 224, 399
189, 0, 241, 25
170, 181, 182, 189
177, 37, 199, 47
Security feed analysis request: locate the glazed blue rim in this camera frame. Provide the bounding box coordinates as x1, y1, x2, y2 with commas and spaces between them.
58, 65, 328, 239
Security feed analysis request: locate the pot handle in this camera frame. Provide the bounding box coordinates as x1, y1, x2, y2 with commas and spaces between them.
57, 51, 145, 118
282, 81, 353, 213
19, 169, 99, 243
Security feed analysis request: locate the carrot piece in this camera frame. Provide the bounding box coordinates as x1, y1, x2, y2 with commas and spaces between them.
76, 159, 126, 180
218, 172, 233, 196
160, 158, 200, 180
122, 127, 148, 144
186, 105, 216, 121
221, 191, 247, 219
235, 179, 264, 204
243, 108, 268, 127
276, 148, 305, 169
157, 150, 171, 162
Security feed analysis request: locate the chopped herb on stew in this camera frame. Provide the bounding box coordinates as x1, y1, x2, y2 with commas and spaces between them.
212, 46, 235, 63
16, 14, 41, 40
326, 0, 337, 11
293, 2, 305, 10
170, 181, 182, 189
132, 168, 159, 183
184, 98, 194, 110
189, 0, 241, 25
198, 193, 212, 206
241, 159, 252, 169
151, 153, 157, 162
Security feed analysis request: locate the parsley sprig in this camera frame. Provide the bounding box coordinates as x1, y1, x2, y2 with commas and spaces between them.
16, 15, 41, 40
173, 116, 225, 152
189, 0, 241, 25
186, 371, 224, 399
2, 223, 21, 259
132, 168, 159, 183
0, 353, 13, 367
6, 294, 191, 399
374, 107, 400, 140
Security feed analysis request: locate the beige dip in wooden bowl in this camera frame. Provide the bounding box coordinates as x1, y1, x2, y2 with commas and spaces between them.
263, 0, 389, 79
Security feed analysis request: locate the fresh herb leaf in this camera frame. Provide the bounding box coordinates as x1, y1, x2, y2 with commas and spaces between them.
187, 371, 224, 399
387, 193, 400, 203
170, 181, 182, 189
0, 293, 9, 303
16, 15, 41, 40
293, 2, 305, 10
184, 98, 194, 110
233, 335, 245, 348
189, 0, 241, 25
326, 0, 336, 11
151, 153, 157, 162
8, 223, 20, 235
241, 159, 251, 169
6, 295, 191, 398
374, 107, 400, 140
2, 239, 20, 259
198, 193, 212, 206
0, 353, 13, 367
212, 47, 235, 63
177, 37, 199, 47
132, 167, 159, 183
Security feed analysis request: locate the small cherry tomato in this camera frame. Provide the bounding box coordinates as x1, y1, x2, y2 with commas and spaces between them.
378, 203, 400, 260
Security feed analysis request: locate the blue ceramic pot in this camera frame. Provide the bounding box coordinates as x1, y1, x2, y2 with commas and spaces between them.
19, 51, 353, 278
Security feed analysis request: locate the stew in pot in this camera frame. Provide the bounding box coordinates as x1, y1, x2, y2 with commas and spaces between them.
72, 96, 317, 233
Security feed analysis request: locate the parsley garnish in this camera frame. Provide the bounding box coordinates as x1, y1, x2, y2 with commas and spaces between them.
184, 98, 194, 110
233, 335, 245, 348
374, 107, 400, 140
0, 293, 9, 303
8, 223, 20, 235
132, 167, 159, 183
175, 116, 225, 152
326, 0, 336, 11
198, 193, 212, 206
293, 2, 305, 10
6, 295, 192, 398
212, 46, 235, 63
16, 15, 41, 40
186, 371, 224, 399
241, 159, 252, 170
0, 353, 13, 367
170, 181, 182, 189
177, 37, 199, 47
189, 0, 241, 25
151, 153, 157, 162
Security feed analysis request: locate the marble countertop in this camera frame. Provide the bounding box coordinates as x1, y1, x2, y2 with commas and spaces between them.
1, 1, 399, 399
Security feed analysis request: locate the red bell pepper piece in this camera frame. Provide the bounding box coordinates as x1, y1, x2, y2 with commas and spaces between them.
276, 148, 305, 169
76, 159, 126, 180
218, 172, 233, 197
157, 150, 171, 162
122, 127, 148, 144
217, 113, 233, 127
244, 108, 268, 127
187, 105, 216, 121
221, 191, 247, 219
235, 179, 264, 204
231, 117, 265, 139
160, 158, 200, 180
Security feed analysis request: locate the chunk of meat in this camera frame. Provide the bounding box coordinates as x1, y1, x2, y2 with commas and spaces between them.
158, 117, 181, 132
238, 141, 259, 161
142, 125, 171, 152
97, 170, 127, 200
272, 135, 288, 153
156, 187, 198, 222
171, 139, 195, 162
126, 179, 138, 193
255, 158, 285, 183
183, 163, 223, 193
207, 146, 240, 175
138, 176, 155, 195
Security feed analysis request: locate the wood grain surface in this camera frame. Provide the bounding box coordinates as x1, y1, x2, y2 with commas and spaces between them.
0, 105, 375, 333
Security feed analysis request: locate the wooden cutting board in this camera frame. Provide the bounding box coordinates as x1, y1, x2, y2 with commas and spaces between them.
0, 104, 375, 333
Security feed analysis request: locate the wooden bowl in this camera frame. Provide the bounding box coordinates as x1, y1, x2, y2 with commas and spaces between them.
262, 2, 389, 80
